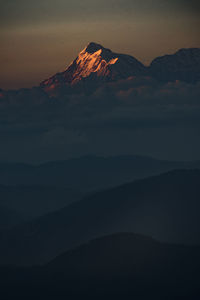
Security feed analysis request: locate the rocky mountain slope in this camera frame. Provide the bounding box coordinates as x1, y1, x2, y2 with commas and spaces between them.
40, 43, 200, 96
41, 42, 146, 92
150, 48, 200, 82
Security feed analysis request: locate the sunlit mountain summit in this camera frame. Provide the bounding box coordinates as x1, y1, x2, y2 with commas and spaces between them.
40, 42, 146, 94
1, 43, 199, 98
40, 43, 200, 95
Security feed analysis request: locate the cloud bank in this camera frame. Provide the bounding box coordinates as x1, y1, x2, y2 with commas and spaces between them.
0, 78, 200, 162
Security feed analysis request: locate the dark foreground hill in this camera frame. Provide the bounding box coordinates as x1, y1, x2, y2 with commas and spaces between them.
1, 233, 200, 299
0, 169, 200, 265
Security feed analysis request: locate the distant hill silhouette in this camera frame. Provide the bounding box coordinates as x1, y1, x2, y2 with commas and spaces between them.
0, 169, 200, 265
0, 185, 82, 219
150, 48, 200, 83
0, 155, 199, 191
1, 233, 200, 299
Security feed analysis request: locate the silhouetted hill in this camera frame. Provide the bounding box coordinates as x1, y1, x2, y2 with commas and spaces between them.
150, 48, 200, 83
0, 169, 200, 265
0, 155, 199, 191
47, 232, 199, 271
1, 233, 200, 299
0, 185, 82, 219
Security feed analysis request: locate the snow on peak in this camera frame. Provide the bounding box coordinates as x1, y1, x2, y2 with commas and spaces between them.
72, 44, 120, 82
40, 42, 146, 93
84, 42, 106, 54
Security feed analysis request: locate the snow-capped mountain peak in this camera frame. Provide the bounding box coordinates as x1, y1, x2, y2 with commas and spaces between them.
40, 44, 200, 95
41, 42, 146, 93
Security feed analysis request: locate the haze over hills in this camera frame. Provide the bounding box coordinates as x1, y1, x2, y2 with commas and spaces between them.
0, 155, 200, 190
1, 0, 200, 298
0, 185, 82, 220
0, 155, 199, 230
0, 169, 200, 265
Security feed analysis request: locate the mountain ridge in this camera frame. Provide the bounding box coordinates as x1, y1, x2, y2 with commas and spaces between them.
1, 232, 200, 299
40, 42, 147, 94
0, 169, 200, 265
0, 155, 199, 190
1, 43, 199, 96
150, 47, 200, 82
40, 43, 200, 95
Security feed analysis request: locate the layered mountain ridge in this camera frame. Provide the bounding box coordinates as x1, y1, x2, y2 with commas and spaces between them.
40, 42, 200, 95
1, 169, 200, 265
0, 43, 199, 99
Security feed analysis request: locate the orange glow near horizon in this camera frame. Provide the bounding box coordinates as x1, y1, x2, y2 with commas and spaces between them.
0, 14, 199, 90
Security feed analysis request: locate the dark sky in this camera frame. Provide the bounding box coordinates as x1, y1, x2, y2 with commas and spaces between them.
0, 0, 200, 89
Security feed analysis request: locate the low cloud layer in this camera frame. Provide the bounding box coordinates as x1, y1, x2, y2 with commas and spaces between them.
0, 78, 200, 162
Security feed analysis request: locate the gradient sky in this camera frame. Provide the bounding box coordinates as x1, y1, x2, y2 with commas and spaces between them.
0, 0, 200, 89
